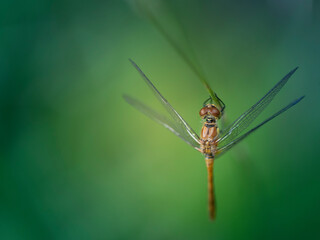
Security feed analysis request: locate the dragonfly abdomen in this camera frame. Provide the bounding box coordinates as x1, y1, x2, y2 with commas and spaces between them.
205, 154, 216, 220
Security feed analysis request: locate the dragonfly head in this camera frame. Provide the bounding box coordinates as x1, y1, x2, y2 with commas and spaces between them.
199, 104, 220, 121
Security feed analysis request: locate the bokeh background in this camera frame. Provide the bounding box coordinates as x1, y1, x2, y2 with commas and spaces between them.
1, 0, 319, 239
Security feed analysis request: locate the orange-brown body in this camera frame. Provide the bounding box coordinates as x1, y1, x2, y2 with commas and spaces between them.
199, 104, 220, 220
200, 121, 219, 220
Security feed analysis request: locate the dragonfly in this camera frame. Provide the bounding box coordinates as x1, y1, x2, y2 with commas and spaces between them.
123, 59, 304, 220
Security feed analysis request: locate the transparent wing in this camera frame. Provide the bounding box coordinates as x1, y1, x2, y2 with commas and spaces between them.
123, 95, 200, 150
125, 59, 200, 149
215, 96, 304, 158
216, 67, 298, 148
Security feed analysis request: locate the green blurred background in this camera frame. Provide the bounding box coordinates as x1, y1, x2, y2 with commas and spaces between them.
1, 0, 319, 239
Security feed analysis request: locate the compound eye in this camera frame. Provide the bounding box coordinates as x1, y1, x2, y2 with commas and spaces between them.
199, 107, 208, 117
207, 105, 221, 118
